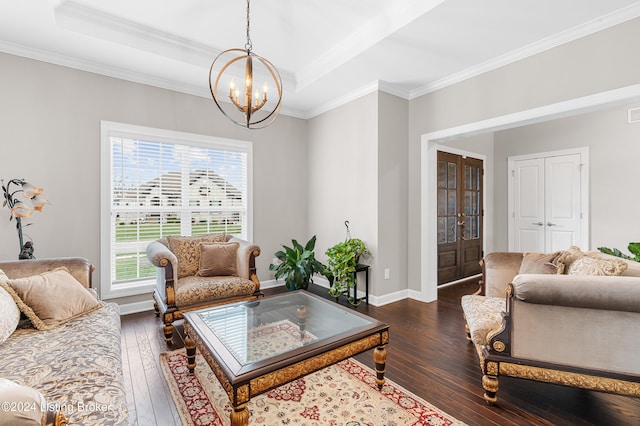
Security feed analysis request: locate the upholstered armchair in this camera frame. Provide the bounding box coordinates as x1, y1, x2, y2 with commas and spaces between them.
146, 234, 262, 343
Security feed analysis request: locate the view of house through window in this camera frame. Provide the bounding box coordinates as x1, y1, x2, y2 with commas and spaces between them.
101, 121, 252, 298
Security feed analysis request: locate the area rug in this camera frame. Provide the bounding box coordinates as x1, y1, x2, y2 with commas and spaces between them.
160, 349, 466, 425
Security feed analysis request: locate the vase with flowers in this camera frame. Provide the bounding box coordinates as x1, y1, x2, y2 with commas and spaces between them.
1, 179, 51, 259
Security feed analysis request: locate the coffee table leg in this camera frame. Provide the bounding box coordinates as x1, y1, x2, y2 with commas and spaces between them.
230, 403, 249, 426
374, 345, 387, 390
185, 334, 196, 374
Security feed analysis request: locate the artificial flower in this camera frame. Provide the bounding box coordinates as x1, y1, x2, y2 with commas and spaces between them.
11, 203, 33, 219
21, 181, 44, 198
31, 196, 51, 212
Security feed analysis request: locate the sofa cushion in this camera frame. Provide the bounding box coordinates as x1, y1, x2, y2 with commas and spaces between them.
197, 242, 239, 277
519, 251, 562, 275
567, 255, 628, 276
175, 275, 256, 307
167, 234, 228, 278
0, 270, 20, 346
1, 268, 101, 330
461, 295, 504, 346
0, 378, 46, 425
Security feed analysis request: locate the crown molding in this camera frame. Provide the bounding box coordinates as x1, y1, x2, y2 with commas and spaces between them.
409, 2, 640, 99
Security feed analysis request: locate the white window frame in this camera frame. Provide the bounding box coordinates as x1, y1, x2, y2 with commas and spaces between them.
100, 121, 253, 300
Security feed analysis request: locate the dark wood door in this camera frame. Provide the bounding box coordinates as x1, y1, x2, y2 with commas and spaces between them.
437, 151, 483, 285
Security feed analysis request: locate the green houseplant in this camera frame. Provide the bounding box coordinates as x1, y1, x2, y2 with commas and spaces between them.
325, 238, 370, 304
269, 235, 326, 290
598, 242, 640, 262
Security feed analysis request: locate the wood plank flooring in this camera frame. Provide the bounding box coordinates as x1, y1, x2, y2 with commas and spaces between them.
120, 281, 640, 425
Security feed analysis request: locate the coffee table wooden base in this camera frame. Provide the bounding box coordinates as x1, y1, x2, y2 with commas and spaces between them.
184, 323, 389, 426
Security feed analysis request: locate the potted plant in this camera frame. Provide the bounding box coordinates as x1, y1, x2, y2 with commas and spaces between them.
598, 242, 640, 262
269, 235, 326, 290
325, 238, 370, 304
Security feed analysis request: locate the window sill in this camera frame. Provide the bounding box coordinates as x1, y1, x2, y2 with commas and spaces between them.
101, 279, 155, 300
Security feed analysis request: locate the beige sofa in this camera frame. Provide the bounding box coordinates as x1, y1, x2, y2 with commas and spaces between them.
461, 250, 640, 405
0, 258, 128, 425
146, 234, 263, 343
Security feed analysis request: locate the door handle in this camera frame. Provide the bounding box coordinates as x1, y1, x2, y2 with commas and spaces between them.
457, 221, 465, 226
546, 222, 556, 227
532, 222, 544, 226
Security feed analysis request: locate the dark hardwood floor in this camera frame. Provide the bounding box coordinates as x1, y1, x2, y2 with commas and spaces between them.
121, 281, 640, 425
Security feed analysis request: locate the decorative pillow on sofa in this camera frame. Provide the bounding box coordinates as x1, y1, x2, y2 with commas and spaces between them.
0, 269, 20, 346
167, 234, 228, 278
197, 242, 240, 277
567, 255, 629, 276
0, 268, 102, 331
0, 378, 47, 425
555, 246, 585, 274
589, 252, 640, 277
519, 252, 562, 274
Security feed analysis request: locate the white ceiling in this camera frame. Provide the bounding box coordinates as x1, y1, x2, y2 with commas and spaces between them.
1, 0, 640, 119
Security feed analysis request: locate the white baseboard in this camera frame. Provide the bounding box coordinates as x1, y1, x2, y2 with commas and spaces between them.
118, 299, 155, 315
116, 279, 434, 315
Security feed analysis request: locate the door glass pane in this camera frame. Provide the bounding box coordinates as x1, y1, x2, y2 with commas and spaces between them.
464, 165, 471, 190
447, 162, 456, 188
465, 217, 471, 240
437, 218, 446, 244
447, 190, 456, 215
474, 217, 480, 239
464, 190, 471, 215
447, 217, 456, 242
475, 167, 480, 190
437, 189, 446, 216
438, 161, 447, 188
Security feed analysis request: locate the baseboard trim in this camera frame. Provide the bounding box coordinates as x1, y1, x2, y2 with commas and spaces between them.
116, 279, 436, 315
118, 299, 155, 315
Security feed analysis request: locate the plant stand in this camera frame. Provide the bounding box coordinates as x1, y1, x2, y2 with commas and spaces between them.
330, 264, 370, 305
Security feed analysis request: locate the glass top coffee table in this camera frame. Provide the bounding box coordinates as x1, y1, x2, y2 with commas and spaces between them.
183, 290, 390, 426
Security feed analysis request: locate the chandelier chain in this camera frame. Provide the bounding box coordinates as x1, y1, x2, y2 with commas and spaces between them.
245, 0, 252, 52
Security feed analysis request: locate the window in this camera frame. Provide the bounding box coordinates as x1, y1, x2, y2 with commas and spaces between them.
100, 121, 252, 299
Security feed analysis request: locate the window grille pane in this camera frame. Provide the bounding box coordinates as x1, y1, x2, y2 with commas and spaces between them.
108, 131, 249, 286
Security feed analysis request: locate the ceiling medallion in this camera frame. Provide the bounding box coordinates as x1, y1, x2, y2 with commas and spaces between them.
209, 0, 282, 129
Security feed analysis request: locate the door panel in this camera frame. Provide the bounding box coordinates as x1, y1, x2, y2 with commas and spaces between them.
513, 158, 545, 252
437, 151, 483, 285
545, 154, 582, 251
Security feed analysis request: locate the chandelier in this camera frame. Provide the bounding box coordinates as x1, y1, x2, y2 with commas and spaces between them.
209, 0, 282, 129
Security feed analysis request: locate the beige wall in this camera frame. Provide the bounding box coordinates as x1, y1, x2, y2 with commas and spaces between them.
376, 92, 409, 298
407, 17, 640, 292
0, 52, 307, 305
306, 92, 379, 284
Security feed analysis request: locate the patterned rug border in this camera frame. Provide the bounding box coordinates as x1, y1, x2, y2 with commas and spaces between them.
160, 348, 466, 425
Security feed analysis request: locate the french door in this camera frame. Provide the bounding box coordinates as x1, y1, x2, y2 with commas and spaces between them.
437, 151, 484, 285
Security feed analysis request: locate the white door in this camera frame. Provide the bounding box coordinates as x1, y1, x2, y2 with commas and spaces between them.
509, 149, 588, 252
544, 154, 582, 251
513, 158, 545, 252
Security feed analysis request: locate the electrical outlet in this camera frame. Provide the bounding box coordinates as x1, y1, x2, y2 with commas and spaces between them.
384, 268, 390, 279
